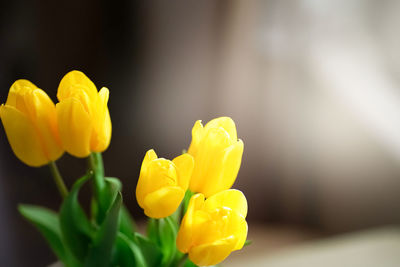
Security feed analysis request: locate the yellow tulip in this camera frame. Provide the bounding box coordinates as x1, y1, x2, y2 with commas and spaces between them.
136, 149, 194, 218
188, 117, 244, 197
0, 80, 63, 167
56, 70, 111, 157
176, 189, 248, 266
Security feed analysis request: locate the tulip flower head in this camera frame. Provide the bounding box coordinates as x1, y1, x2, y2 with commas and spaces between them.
177, 189, 248, 266
136, 149, 194, 218
0, 80, 63, 166
56, 70, 111, 157
188, 117, 244, 197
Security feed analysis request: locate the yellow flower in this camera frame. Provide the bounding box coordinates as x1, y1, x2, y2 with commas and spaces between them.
176, 189, 248, 266
56, 70, 111, 157
188, 117, 244, 197
0, 80, 63, 167
136, 149, 194, 218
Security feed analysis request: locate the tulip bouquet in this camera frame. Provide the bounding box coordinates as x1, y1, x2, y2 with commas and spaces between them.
0, 70, 248, 267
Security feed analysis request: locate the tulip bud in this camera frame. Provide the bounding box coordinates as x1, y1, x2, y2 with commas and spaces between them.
56, 70, 111, 157
0, 80, 63, 167
188, 117, 244, 197
136, 149, 194, 218
176, 189, 248, 266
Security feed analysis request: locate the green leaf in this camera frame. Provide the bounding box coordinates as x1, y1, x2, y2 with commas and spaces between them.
112, 232, 147, 267
182, 258, 219, 267
134, 233, 162, 267
119, 205, 137, 240
104, 177, 122, 197
90, 177, 119, 224
244, 239, 252, 247
171, 190, 195, 226
182, 190, 194, 215
170, 199, 184, 225
95, 176, 122, 224
147, 217, 178, 266
102, 177, 121, 217
60, 174, 95, 261
85, 193, 122, 267
18, 205, 66, 261
19, 205, 82, 267
104, 177, 137, 239
147, 218, 158, 244
183, 258, 198, 267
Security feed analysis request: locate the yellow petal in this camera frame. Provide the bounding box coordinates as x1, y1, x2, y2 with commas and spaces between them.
56, 98, 92, 157
91, 87, 112, 152
146, 159, 178, 189
136, 150, 158, 208
205, 189, 248, 218
136, 158, 177, 208
57, 70, 98, 102
94, 107, 111, 152
189, 236, 237, 266
6, 79, 38, 107
188, 120, 203, 155
135, 180, 146, 209
141, 149, 158, 173
210, 139, 244, 196
98, 87, 110, 108
177, 193, 205, 253
143, 186, 185, 218
27, 89, 63, 161
0, 105, 48, 166
189, 127, 231, 196
232, 216, 248, 250
191, 210, 219, 245
204, 117, 237, 141
172, 153, 194, 190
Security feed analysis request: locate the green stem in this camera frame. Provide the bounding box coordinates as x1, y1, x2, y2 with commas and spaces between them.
177, 254, 188, 267
171, 201, 182, 223
88, 152, 106, 199
88, 152, 108, 223
155, 218, 161, 244
48, 161, 68, 198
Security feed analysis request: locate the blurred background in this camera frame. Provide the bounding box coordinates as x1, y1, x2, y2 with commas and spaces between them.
1, 0, 400, 266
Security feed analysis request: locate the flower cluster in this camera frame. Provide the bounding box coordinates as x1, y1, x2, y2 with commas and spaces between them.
136, 117, 247, 265
0, 70, 248, 267
0, 70, 111, 166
